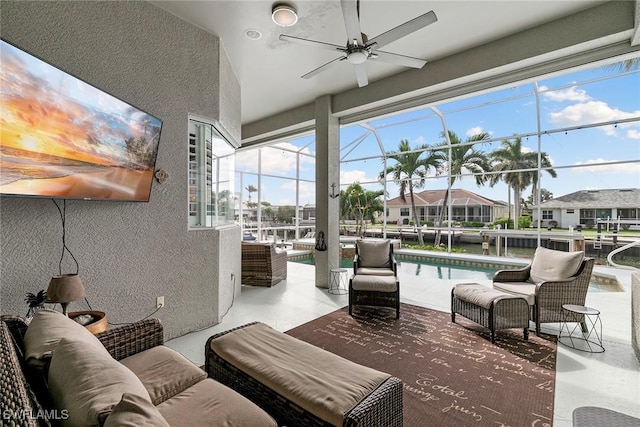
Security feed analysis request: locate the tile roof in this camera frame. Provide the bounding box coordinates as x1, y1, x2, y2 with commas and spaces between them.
386, 189, 498, 207
535, 188, 640, 209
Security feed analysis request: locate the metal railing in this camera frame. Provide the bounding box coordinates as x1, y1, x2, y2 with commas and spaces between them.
607, 239, 640, 271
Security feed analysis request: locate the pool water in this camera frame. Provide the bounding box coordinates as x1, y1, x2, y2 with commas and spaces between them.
293, 257, 496, 280
291, 255, 615, 291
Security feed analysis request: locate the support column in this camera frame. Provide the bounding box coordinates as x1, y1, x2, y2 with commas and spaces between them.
315, 95, 340, 288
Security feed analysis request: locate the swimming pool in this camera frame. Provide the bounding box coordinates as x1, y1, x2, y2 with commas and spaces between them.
290, 254, 620, 292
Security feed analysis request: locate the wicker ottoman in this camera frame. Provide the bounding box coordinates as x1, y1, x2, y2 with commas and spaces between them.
451, 283, 529, 343
206, 322, 403, 427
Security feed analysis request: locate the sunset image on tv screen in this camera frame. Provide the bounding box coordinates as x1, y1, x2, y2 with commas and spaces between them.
0, 40, 162, 201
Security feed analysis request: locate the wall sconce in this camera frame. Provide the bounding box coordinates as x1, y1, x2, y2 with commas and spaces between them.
329, 183, 340, 199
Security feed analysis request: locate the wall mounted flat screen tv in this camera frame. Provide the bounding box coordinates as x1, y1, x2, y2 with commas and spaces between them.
0, 39, 163, 202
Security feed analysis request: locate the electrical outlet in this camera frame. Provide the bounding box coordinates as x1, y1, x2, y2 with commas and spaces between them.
156, 296, 165, 308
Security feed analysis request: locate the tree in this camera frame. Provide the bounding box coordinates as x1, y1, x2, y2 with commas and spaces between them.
261, 201, 274, 223
489, 137, 556, 229
341, 183, 384, 237
433, 130, 491, 245
379, 139, 440, 245
276, 205, 296, 224
245, 184, 258, 210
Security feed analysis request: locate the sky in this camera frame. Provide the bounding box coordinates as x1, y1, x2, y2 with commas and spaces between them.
236, 61, 640, 207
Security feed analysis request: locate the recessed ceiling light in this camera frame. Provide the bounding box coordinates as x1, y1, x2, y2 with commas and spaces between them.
272, 3, 298, 27
244, 28, 262, 40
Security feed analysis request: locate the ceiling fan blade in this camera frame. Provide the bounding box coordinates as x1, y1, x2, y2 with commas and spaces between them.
370, 50, 427, 69
341, 0, 363, 45
302, 57, 346, 79
279, 35, 345, 52
354, 63, 368, 87
367, 10, 437, 49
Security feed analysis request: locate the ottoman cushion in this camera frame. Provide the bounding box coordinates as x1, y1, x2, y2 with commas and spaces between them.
454, 283, 508, 309
351, 275, 397, 292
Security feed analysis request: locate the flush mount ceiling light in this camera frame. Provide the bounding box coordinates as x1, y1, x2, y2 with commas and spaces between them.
272, 3, 298, 27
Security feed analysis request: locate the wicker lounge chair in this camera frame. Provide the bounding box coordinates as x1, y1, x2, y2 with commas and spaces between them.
241, 241, 287, 286
493, 246, 595, 335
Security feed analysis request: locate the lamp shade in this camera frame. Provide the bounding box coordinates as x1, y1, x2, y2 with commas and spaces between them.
47, 274, 85, 315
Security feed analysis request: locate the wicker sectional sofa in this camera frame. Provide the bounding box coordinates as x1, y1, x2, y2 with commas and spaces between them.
0, 310, 276, 427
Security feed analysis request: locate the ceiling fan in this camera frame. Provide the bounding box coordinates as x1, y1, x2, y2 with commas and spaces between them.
279, 0, 437, 88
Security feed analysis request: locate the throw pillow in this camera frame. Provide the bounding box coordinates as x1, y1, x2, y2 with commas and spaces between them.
23, 308, 103, 371
48, 337, 151, 427
104, 393, 169, 427
529, 246, 584, 284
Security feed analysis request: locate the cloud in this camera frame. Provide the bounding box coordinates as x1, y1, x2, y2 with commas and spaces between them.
571, 158, 640, 174
466, 126, 484, 137
279, 180, 315, 205
235, 142, 315, 175
548, 101, 640, 136
627, 129, 640, 140
539, 85, 591, 102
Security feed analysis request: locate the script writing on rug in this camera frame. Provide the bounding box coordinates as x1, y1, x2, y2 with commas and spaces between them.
286, 303, 556, 427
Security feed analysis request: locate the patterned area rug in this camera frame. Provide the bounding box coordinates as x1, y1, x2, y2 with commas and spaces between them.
286, 303, 557, 427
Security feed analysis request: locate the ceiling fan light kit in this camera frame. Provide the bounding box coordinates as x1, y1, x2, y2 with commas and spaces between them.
279, 0, 437, 87
272, 3, 298, 27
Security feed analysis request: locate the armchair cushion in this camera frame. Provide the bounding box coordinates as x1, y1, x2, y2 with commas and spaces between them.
491, 282, 537, 305
529, 246, 584, 284
356, 239, 391, 268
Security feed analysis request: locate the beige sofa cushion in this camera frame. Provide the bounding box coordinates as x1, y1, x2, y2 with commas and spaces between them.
157, 378, 277, 427
529, 246, 584, 284
210, 322, 390, 426
356, 239, 391, 268
48, 338, 151, 427
120, 346, 207, 405
104, 393, 169, 427
23, 309, 103, 371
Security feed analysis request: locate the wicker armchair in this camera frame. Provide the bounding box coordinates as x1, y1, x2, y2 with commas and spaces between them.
493, 246, 595, 335
350, 239, 400, 318
241, 241, 287, 286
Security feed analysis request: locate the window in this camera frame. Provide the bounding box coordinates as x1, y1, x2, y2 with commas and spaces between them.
400, 208, 410, 217
542, 210, 553, 220
566, 209, 574, 214
188, 118, 236, 229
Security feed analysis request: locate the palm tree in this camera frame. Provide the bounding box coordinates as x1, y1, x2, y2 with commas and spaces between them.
379, 139, 440, 245
341, 183, 384, 237
433, 130, 491, 245
245, 184, 258, 209
489, 136, 556, 229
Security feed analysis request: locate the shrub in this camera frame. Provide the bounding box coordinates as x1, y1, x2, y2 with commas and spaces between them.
461, 221, 485, 228
493, 217, 513, 229
585, 219, 594, 229
519, 216, 532, 229
548, 220, 558, 228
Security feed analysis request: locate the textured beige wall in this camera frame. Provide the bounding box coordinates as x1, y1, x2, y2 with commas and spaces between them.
0, 1, 241, 340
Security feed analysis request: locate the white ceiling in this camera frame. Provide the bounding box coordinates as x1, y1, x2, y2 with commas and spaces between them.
152, 0, 611, 126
